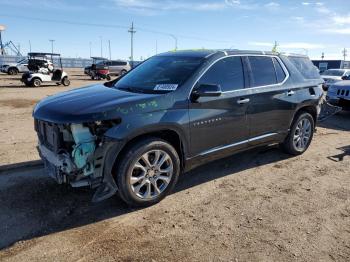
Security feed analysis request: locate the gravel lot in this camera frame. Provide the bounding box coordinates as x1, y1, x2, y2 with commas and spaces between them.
0, 70, 349, 261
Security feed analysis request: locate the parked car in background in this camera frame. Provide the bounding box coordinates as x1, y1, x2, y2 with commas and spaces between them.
84, 58, 131, 79
105, 60, 131, 76
326, 76, 350, 110
321, 69, 350, 91
1, 58, 29, 75
33, 50, 323, 207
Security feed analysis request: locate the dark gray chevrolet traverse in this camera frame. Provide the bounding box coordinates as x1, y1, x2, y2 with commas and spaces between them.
33, 50, 323, 207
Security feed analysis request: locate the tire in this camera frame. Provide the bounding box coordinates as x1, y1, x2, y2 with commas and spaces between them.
62, 77, 70, 86
32, 78, 41, 87
8, 68, 18, 75
281, 112, 315, 155
116, 138, 180, 207
120, 70, 127, 76
106, 75, 111, 81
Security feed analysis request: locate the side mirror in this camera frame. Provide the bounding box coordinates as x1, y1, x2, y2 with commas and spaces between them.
341, 75, 349, 80
192, 84, 222, 100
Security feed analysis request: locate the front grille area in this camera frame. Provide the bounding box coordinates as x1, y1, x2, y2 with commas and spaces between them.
336, 89, 350, 97
34, 119, 63, 152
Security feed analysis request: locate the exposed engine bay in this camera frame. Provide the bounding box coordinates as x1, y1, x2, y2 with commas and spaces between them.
34, 119, 120, 202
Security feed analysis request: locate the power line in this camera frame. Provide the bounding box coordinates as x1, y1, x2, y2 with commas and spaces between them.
0, 13, 231, 44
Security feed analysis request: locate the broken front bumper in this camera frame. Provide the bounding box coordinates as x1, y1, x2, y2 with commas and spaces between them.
37, 140, 121, 202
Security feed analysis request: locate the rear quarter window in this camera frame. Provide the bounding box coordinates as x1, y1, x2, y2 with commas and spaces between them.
289, 56, 320, 80
248, 56, 277, 87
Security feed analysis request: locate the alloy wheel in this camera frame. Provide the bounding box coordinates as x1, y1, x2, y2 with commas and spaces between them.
129, 150, 173, 200
293, 118, 312, 150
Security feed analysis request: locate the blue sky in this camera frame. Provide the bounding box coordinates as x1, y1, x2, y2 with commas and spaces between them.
1, 0, 350, 60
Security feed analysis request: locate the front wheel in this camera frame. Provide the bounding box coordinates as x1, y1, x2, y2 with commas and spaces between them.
32, 78, 42, 87
8, 68, 18, 75
116, 138, 180, 207
281, 112, 315, 155
62, 77, 70, 86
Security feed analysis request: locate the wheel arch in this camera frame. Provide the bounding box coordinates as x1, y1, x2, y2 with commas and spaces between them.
112, 129, 186, 174
292, 104, 318, 127
7, 67, 18, 74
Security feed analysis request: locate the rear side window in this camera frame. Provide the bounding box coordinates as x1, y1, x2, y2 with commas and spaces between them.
273, 58, 286, 82
248, 56, 277, 87
289, 57, 320, 79
112, 61, 127, 66
199, 56, 244, 92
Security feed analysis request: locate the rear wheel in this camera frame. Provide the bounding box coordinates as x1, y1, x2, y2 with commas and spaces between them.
8, 68, 18, 75
62, 77, 70, 86
32, 78, 42, 87
116, 138, 180, 207
281, 112, 314, 155
106, 75, 111, 81
120, 70, 127, 76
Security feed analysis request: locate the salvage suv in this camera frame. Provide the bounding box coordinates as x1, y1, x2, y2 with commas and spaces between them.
33, 50, 324, 207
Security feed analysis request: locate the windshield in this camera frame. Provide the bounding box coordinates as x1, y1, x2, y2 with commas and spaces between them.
114, 56, 204, 93
321, 69, 345, 76
17, 59, 27, 64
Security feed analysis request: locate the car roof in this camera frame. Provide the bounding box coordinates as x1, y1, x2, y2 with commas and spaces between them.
156, 49, 304, 59
28, 52, 60, 56
91, 57, 108, 60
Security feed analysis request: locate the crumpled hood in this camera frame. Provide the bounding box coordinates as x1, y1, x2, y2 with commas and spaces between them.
33, 84, 164, 123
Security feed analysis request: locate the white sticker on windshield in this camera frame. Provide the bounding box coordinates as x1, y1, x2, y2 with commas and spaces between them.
154, 84, 178, 91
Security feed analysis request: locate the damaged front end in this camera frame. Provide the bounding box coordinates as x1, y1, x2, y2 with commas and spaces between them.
34, 119, 120, 202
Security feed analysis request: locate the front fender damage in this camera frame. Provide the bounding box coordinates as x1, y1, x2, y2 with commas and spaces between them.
36, 120, 121, 202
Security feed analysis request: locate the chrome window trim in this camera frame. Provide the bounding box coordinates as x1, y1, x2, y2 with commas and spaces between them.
189, 54, 290, 98
199, 133, 278, 156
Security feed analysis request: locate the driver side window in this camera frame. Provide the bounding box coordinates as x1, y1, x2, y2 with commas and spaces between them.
198, 56, 244, 92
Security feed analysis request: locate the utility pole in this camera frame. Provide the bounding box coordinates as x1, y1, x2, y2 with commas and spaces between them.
99, 36, 103, 57
321, 52, 324, 60
89, 42, 92, 57
128, 22, 136, 67
29, 40, 32, 53
49, 39, 55, 53
108, 40, 111, 60
155, 40, 158, 55
342, 48, 347, 61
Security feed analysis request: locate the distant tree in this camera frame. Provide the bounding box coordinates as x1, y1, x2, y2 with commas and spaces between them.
272, 41, 279, 53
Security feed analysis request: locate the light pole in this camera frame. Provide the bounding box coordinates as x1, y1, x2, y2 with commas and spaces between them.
0, 25, 6, 55
170, 34, 178, 50
49, 39, 55, 53
99, 36, 103, 57
342, 48, 347, 61
128, 22, 136, 67
89, 41, 92, 57
108, 40, 111, 60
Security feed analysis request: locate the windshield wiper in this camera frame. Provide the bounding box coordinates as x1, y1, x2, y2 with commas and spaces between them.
117, 86, 163, 94
118, 87, 146, 93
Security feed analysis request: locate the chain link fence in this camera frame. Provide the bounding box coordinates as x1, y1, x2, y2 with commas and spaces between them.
0, 55, 93, 68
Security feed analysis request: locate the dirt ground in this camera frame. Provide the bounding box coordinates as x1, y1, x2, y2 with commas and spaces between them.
0, 70, 349, 261
0, 69, 102, 165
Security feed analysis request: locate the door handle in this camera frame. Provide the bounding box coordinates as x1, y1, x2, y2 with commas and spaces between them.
237, 98, 250, 104
287, 90, 295, 96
